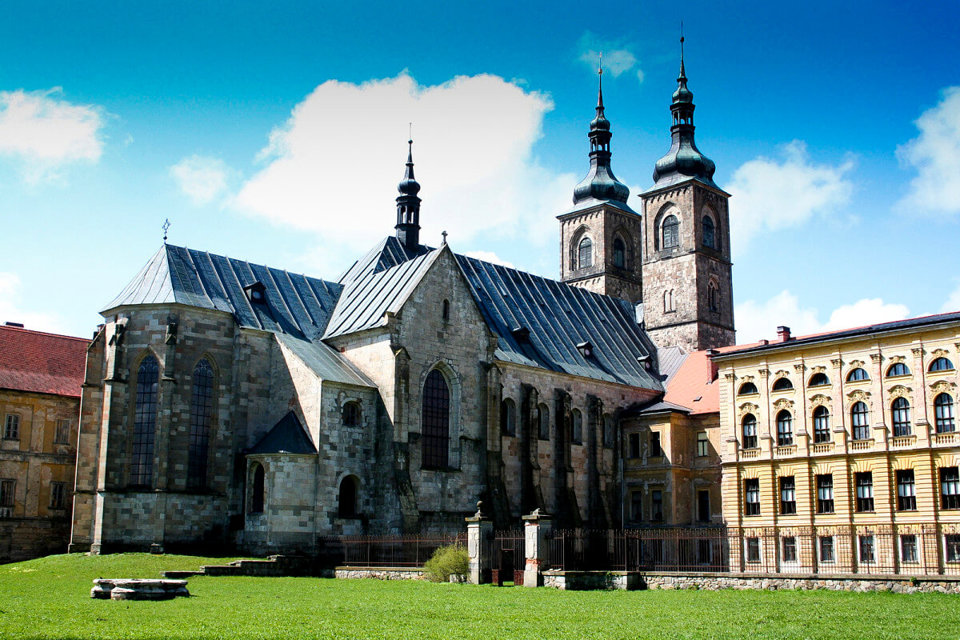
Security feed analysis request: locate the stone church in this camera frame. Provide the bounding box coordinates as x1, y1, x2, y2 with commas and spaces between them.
69, 57, 736, 555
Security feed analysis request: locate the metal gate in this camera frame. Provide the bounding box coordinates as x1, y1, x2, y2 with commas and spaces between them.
493, 530, 525, 586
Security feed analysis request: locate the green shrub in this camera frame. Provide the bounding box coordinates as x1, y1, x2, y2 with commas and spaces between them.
423, 544, 468, 583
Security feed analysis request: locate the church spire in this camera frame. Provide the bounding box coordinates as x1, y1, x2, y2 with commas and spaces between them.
395, 137, 422, 251
572, 58, 630, 206
650, 35, 717, 189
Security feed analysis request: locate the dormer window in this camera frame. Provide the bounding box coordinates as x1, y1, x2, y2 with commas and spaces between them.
511, 326, 530, 342
244, 281, 267, 305
577, 341, 593, 358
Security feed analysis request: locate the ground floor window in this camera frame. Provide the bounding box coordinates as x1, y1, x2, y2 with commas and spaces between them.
0, 479, 14, 507
745, 537, 761, 563
900, 534, 918, 563
782, 536, 797, 563
49, 482, 66, 510
859, 535, 875, 564
630, 490, 643, 522
819, 536, 834, 563
946, 535, 960, 563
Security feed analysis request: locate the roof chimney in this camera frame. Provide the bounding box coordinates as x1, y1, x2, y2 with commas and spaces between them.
777, 326, 791, 342
4, 322, 24, 328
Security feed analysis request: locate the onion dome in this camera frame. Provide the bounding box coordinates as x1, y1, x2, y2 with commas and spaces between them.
650, 39, 719, 190
572, 66, 630, 206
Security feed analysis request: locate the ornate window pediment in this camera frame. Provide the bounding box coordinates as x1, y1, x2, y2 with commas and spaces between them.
847, 389, 871, 404
931, 380, 958, 394
738, 402, 760, 418
808, 394, 831, 408
888, 385, 912, 399
773, 398, 794, 411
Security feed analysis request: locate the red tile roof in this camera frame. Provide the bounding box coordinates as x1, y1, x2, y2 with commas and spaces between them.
662, 344, 743, 415
0, 325, 90, 398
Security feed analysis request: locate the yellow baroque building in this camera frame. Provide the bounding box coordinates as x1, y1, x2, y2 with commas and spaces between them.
714, 316, 960, 575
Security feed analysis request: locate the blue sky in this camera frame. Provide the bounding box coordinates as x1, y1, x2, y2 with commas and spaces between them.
2, 1, 959, 343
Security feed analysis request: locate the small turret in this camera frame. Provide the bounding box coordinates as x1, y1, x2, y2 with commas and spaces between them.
395, 139, 422, 251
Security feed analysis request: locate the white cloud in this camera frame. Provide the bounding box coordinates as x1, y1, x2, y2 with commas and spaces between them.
0, 88, 105, 183
462, 251, 515, 269
735, 291, 910, 344
576, 32, 639, 79
727, 141, 855, 254
170, 155, 232, 205
897, 86, 960, 215
0, 272, 68, 334
233, 73, 576, 275
942, 280, 960, 313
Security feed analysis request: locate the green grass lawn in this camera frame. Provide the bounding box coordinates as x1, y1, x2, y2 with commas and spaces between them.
1, 554, 959, 640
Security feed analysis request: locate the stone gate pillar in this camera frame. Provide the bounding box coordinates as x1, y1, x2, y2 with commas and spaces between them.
523, 508, 552, 587
465, 502, 492, 584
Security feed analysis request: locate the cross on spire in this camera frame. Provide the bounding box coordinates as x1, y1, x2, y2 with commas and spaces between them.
162, 218, 170, 243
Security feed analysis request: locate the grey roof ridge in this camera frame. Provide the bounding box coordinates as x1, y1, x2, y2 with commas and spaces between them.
101, 244, 173, 312
182, 248, 220, 311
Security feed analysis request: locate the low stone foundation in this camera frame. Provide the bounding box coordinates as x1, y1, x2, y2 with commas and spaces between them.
541, 570, 960, 593
91, 579, 190, 601
334, 567, 425, 580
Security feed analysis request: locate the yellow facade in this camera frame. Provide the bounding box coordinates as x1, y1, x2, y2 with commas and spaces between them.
0, 389, 78, 561
715, 318, 960, 575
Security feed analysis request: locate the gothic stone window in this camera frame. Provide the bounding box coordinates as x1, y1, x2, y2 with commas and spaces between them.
131, 355, 159, 488
537, 404, 550, 441
935, 393, 955, 433
500, 398, 516, 437
421, 369, 451, 469
187, 358, 215, 490
578, 237, 593, 269
250, 463, 265, 513
612, 237, 626, 268
708, 282, 720, 313
702, 214, 716, 249
338, 475, 359, 518
571, 409, 583, 444
342, 401, 361, 427
661, 215, 679, 249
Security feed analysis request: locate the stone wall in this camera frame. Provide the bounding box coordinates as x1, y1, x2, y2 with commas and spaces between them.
541, 570, 960, 593
0, 518, 71, 564
335, 567, 425, 580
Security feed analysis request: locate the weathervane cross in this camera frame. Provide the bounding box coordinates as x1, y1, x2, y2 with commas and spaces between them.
162, 218, 171, 243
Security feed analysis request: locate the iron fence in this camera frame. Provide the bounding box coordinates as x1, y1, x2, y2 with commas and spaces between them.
547, 527, 728, 572
321, 533, 466, 568
493, 529, 525, 585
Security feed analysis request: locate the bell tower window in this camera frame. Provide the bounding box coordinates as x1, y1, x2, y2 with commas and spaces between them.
702, 215, 716, 249
661, 215, 679, 249
578, 237, 593, 269
612, 238, 625, 268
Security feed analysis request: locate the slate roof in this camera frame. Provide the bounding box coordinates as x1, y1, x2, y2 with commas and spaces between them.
0, 325, 89, 398
248, 411, 317, 454
456, 254, 661, 390
338, 236, 432, 285
277, 335, 375, 388
324, 249, 441, 339
105, 244, 343, 341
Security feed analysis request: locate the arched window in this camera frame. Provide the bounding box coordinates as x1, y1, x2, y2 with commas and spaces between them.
935, 393, 955, 433
772, 377, 794, 392
612, 238, 626, 269
776, 410, 793, 446
500, 398, 516, 436
738, 382, 758, 396
338, 475, 359, 518
851, 401, 870, 440
891, 397, 911, 436
250, 463, 265, 513
131, 355, 159, 487
808, 372, 830, 387
708, 282, 720, 312
846, 368, 869, 382
187, 358, 215, 490
421, 370, 450, 469
571, 409, 583, 444
661, 215, 679, 249
702, 215, 716, 249
663, 289, 675, 313
578, 237, 593, 269
813, 406, 830, 443
930, 357, 955, 372
741, 414, 757, 449
886, 362, 910, 377
442, 299, 450, 322
603, 414, 615, 448
342, 401, 361, 426
538, 404, 550, 440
